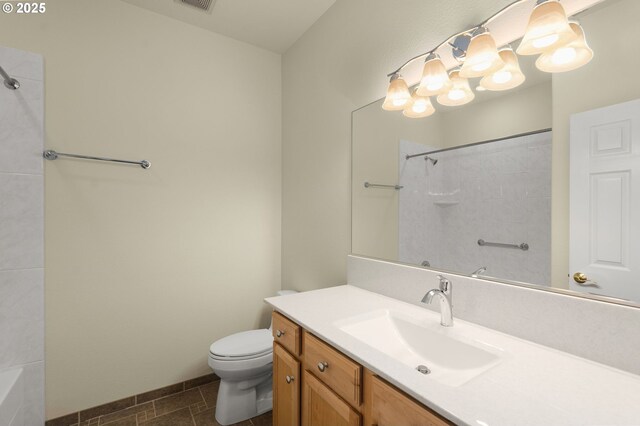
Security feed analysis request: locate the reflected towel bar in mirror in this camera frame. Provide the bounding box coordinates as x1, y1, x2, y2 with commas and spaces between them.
478, 239, 529, 251
364, 182, 403, 190
0, 65, 20, 90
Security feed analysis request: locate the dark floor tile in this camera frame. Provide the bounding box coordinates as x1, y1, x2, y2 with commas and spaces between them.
45, 412, 80, 426
250, 411, 273, 426
137, 382, 184, 404
154, 388, 204, 416
100, 416, 137, 426
99, 402, 153, 424
79, 397, 136, 421
199, 381, 220, 408
140, 407, 194, 426
192, 407, 253, 426
185, 373, 219, 390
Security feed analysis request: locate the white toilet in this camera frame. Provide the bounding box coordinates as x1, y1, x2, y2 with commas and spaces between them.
208, 290, 297, 425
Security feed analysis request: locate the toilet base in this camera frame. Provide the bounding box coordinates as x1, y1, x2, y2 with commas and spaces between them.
214, 372, 273, 426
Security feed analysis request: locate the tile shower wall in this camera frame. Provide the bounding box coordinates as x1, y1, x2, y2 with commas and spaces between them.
0, 45, 45, 424
399, 131, 552, 286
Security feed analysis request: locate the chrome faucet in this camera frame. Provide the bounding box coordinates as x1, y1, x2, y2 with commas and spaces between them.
421, 275, 453, 327
471, 266, 487, 278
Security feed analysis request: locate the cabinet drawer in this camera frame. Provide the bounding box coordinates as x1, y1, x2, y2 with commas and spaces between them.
367, 374, 453, 426
302, 331, 362, 408
272, 311, 301, 356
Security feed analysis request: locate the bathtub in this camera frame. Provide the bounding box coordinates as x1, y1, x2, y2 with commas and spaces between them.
0, 368, 24, 426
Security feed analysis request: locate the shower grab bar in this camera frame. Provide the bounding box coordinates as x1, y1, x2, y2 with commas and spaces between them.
43, 150, 151, 169
364, 182, 403, 190
0, 65, 20, 90
478, 239, 529, 251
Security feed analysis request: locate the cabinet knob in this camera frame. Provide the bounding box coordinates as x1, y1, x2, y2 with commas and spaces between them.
285, 375, 294, 384
317, 361, 328, 372
276, 330, 285, 338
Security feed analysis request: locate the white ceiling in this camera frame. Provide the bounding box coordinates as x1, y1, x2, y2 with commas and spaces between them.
120, 0, 337, 53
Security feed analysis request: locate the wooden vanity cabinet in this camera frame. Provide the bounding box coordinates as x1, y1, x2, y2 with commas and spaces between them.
273, 343, 300, 426
272, 311, 451, 426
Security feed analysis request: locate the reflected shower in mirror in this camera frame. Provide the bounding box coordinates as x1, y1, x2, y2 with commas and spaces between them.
352, 0, 640, 306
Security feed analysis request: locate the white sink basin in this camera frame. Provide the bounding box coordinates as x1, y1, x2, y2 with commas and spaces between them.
336, 309, 503, 387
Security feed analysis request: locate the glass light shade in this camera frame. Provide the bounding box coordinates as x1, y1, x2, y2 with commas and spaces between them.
536, 22, 593, 72
416, 55, 452, 96
403, 92, 436, 118
437, 70, 475, 107
480, 48, 526, 91
382, 75, 411, 111
517, 0, 577, 55
459, 31, 505, 78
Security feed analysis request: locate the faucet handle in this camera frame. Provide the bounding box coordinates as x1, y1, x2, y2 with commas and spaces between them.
437, 275, 451, 294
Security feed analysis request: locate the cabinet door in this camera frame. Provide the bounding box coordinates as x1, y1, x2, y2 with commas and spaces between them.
274, 343, 300, 426
366, 373, 452, 426
302, 370, 361, 426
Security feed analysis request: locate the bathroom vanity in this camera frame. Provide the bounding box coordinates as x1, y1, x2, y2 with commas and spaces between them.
271, 311, 451, 426
266, 286, 640, 426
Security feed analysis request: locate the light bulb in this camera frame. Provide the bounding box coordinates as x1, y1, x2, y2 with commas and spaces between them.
532, 34, 559, 49
517, 0, 577, 55
437, 70, 475, 107
403, 91, 436, 118
536, 22, 593, 73
480, 47, 526, 92
416, 54, 452, 97
492, 70, 513, 84
448, 89, 466, 101
551, 47, 577, 65
460, 29, 505, 78
382, 74, 411, 111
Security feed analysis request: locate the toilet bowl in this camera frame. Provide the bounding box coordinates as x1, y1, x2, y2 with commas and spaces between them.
208, 290, 297, 425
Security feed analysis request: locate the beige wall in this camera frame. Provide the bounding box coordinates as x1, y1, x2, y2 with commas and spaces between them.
551, 0, 640, 288
351, 101, 443, 261
0, 0, 281, 419
441, 81, 552, 148
282, 0, 515, 292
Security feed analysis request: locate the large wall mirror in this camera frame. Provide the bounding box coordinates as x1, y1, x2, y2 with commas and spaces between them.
352, 0, 640, 306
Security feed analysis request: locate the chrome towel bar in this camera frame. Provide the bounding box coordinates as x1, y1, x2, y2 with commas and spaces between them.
43, 150, 151, 169
364, 182, 403, 190
478, 239, 529, 251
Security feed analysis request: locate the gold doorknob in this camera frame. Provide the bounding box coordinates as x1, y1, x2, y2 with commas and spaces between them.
573, 272, 588, 284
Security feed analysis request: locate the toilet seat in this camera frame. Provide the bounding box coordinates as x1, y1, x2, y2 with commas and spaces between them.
209, 329, 273, 359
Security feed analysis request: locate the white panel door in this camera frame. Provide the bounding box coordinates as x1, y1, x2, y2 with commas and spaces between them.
570, 99, 640, 301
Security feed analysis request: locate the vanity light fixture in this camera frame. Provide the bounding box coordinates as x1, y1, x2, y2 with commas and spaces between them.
480, 47, 526, 91
382, 74, 411, 111
416, 53, 452, 96
459, 28, 505, 78
536, 22, 593, 72
517, 0, 577, 55
437, 70, 475, 107
403, 90, 436, 118
383, 0, 594, 117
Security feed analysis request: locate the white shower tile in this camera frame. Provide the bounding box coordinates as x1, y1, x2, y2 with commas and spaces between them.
0, 46, 43, 81
0, 77, 44, 175
22, 361, 45, 426
0, 269, 44, 370
0, 216, 44, 270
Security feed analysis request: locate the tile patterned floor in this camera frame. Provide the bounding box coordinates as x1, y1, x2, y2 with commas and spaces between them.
70, 380, 272, 426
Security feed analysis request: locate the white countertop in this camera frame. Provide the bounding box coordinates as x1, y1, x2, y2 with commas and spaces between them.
265, 285, 640, 426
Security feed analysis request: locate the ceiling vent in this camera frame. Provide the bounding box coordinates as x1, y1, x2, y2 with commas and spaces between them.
176, 0, 216, 12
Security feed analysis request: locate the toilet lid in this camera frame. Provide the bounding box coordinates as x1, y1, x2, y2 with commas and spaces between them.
209, 329, 273, 358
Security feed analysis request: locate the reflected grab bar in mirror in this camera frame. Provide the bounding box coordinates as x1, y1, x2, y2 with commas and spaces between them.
364, 182, 403, 190
478, 239, 529, 251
